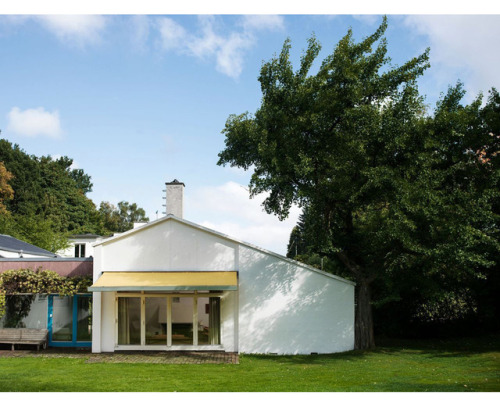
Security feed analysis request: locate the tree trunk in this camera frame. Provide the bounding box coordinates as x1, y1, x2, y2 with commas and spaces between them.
355, 278, 375, 349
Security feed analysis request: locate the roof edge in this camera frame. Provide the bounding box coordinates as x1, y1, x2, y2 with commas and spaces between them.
0, 246, 58, 258
93, 215, 356, 287
0, 257, 92, 262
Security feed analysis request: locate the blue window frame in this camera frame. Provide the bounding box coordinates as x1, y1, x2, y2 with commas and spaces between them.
47, 294, 92, 347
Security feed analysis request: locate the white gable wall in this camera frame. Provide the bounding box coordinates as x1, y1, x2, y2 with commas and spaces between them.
238, 245, 355, 354
100, 220, 237, 272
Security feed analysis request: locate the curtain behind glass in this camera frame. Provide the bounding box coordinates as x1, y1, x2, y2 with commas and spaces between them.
209, 297, 220, 345
118, 297, 140, 345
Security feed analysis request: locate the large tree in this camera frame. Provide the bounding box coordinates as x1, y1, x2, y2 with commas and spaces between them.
217, 18, 499, 348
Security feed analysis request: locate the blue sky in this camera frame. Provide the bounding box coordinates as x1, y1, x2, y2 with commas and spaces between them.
0, 10, 499, 255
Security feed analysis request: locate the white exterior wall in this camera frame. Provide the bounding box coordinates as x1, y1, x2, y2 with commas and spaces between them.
100, 292, 115, 352
91, 244, 103, 352
237, 245, 355, 354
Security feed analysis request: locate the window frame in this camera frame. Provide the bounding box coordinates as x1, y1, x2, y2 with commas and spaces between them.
74, 243, 86, 258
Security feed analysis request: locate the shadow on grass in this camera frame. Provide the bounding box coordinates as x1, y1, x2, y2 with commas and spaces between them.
374, 334, 500, 358
374, 382, 476, 392
242, 349, 374, 365
243, 334, 500, 365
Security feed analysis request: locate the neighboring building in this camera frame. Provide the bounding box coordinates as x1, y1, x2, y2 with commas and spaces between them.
88, 180, 355, 355
0, 232, 93, 348
0, 234, 58, 258
0, 257, 93, 347
57, 234, 103, 258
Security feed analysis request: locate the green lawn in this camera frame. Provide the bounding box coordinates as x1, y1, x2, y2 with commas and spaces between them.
0, 335, 498, 392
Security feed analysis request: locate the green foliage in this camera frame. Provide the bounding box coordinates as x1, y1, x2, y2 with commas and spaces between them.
0, 161, 14, 215
218, 18, 500, 346
413, 289, 478, 323
0, 138, 151, 248
0, 268, 92, 320
0, 268, 92, 296
3, 295, 36, 328
98, 200, 149, 233
287, 208, 345, 275
0, 290, 5, 321
0, 213, 70, 253
0, 139, 102, 250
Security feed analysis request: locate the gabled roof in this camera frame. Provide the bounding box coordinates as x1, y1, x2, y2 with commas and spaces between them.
0, 234, 57, 258
93, 215, 356, 286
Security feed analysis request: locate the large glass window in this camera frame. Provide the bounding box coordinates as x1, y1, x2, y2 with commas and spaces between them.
0, 294, 47, 329
145, 297, 167, 345
171, 297, 194, 345
117, 297, 141, 345
115, 295, 221, 347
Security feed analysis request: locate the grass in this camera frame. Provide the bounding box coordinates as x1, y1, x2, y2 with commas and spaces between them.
0, 335, 498, 392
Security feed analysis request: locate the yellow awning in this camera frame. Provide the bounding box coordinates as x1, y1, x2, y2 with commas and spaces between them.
88, 271, 238, 292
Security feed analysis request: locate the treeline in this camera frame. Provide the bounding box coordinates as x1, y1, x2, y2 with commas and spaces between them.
0, 139, 148, 252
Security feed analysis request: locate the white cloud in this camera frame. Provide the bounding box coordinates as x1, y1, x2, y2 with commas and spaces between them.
36, 15, 107, 47
404, 15, 500, 99
188, 181, 300, 255
130, 15, 151, 51
240, 15, 285, 31
7, 107, 62, 139
352, 15, 380, 26
156, 15, 284, 78
188, 15, 223, 58
0, 15, 107, 47
157, 17, 188, 51
214, 32, 252, 78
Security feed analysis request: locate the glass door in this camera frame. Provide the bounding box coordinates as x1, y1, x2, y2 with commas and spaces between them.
51, 296, 74, 342
48, 294, 92, 347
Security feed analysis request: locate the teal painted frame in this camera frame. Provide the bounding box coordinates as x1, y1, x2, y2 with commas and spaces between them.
47, 294, 92, 348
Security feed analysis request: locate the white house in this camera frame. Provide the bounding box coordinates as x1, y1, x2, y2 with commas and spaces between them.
89, 180, 355, 355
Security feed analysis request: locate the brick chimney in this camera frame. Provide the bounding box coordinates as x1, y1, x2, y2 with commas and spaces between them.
165, 179, 185, 218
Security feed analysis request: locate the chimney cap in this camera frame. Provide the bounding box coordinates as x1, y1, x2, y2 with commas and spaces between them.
165, 179, 185, 186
